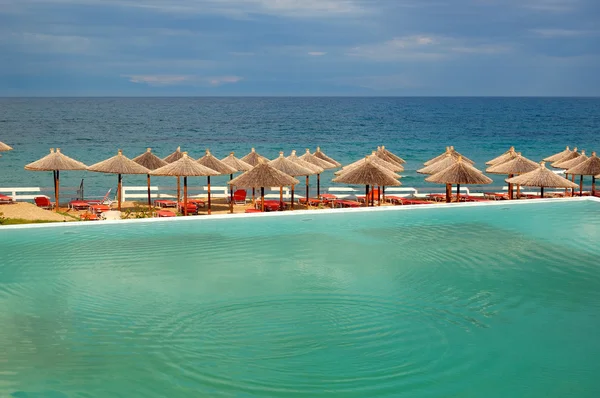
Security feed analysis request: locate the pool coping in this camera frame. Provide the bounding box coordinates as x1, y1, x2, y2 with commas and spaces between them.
1, 196, 599, 230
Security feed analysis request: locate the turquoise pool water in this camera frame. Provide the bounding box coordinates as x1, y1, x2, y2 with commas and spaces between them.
2, 200, 600, 397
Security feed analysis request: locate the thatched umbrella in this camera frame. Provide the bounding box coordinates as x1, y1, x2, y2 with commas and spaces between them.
553, 150, 588, 196
24, 148, 87, 211
88, 150, 150, 211
241, 148, 269, 203
287, 150, 324, 206
565, 152, 600, 196
417, 153, 457, 175
221, 152, 253, 213
133, 148, 168, 208
378, 146, 406, 164
506, 162, 578, 198
486, 146, 517, 166
374, 149, 403, 168
197, 149, 236, 215
333, 158, 401, 207
163, 147, 186, 204
486, 153, 539, 199
269, 152, 314, 210
550, 147, 579, 168
151, 153, 219, 216
228, 162, 299, 212
426, 157, 492, 203
0, 141, 13, 152
543, 146, 572, 163
314, 147, 342, 167
337, 152, 403, 203
299, 148, 336, 198
424, 146, 475, 166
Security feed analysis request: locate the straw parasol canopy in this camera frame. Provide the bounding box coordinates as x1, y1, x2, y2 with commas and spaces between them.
543, 146, 572, 163
221, 152, 253, 172
426, 157, 491, 203
506, 162, 578, 197
0, 141, 13, 152
314, 147, 342, 167
337, 152, 403, 174
378, 146, 406, 164
333, 158, 400, 206
486, 146, 517, 166
197, 149, 237, 214
552, 150, 587, 170
163, 146, 185, 163
24, 148, 88, 211
133, 148, 168, 208
424, 146, 475, 166
241, 148, 269, 167
417, 153, 457, 175
300, 148, 336, 198
88, 150, 150, 211
565, 152, 600, 195
374, 149, 403, 168
486, 153, 539, 175
550, 147, 579, 168
151, 153, 219, 216
287, 150, 324, 203
269, 152, 315, 210
486, 153, 539, 199
229, 162, 299, 211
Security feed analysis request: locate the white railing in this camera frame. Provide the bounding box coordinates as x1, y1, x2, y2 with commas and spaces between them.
121, 185, 230, 203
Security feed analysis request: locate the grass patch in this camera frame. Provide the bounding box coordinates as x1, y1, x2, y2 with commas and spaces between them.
0, 218, 61, 226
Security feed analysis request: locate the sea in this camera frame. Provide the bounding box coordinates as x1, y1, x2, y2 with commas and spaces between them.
0, 97, 599, 197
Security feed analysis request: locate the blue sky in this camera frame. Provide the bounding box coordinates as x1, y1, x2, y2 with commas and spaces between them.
0, 0, 599, 96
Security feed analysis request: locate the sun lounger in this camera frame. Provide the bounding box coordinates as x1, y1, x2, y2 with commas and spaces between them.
90, 204, 111, 214
154, 199, 177, 208
333, 199, 361, 208
460, 196, 490, 202
156, 210, 176, 217
68, 200, 91, 211
80, 213, 99, 221
260, 200, 287, 212
188, 198, 205, 208
229, 189, 249, 204
0, 194, 14, 204
387, 196, 432, 205
34, 196, 53, 209
484, 192, 509, 200
178, 202, 198, 214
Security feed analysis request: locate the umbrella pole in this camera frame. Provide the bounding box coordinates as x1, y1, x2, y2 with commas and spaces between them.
252, 188, 255, 205
261, 187, 265, 212
571, 174, 575, 196
446, 183, 451, 203
305, 176, 310, 208
279, 186, 283, 211
291, 185, 295, 210
207, 176, 212, 215
456, 184, 460, 202
541, 186, 544, 199
177, 176, 181, 202
229, 174, 234, 214
377, 185, 381, 206
55, 170, 60, 211
382, 186, 386, 204
317, 174, 321, 199
117, 173, 122, 211
147, 174, 152, 209
565, 174, 569, 195
517, 185, 521, 198
579, 175, 583, 196
183, 176, 188, 216
508, 174, 513, 200
593, 176, 596, 196
365, 185, 369, 207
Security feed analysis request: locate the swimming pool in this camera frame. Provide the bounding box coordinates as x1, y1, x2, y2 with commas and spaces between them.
2, 198, 600, 397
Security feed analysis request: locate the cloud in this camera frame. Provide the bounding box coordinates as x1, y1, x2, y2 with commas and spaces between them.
124, 74, 243, 86
530, 28, 590, 38
8, 0, 369, 18
347, 35, 511, 61
308, 51, 327, 56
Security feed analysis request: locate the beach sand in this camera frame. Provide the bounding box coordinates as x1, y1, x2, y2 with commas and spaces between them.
0, 202, 73, 221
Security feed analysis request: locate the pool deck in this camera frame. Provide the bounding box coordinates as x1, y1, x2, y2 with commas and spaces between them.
1, 195, 598, 231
